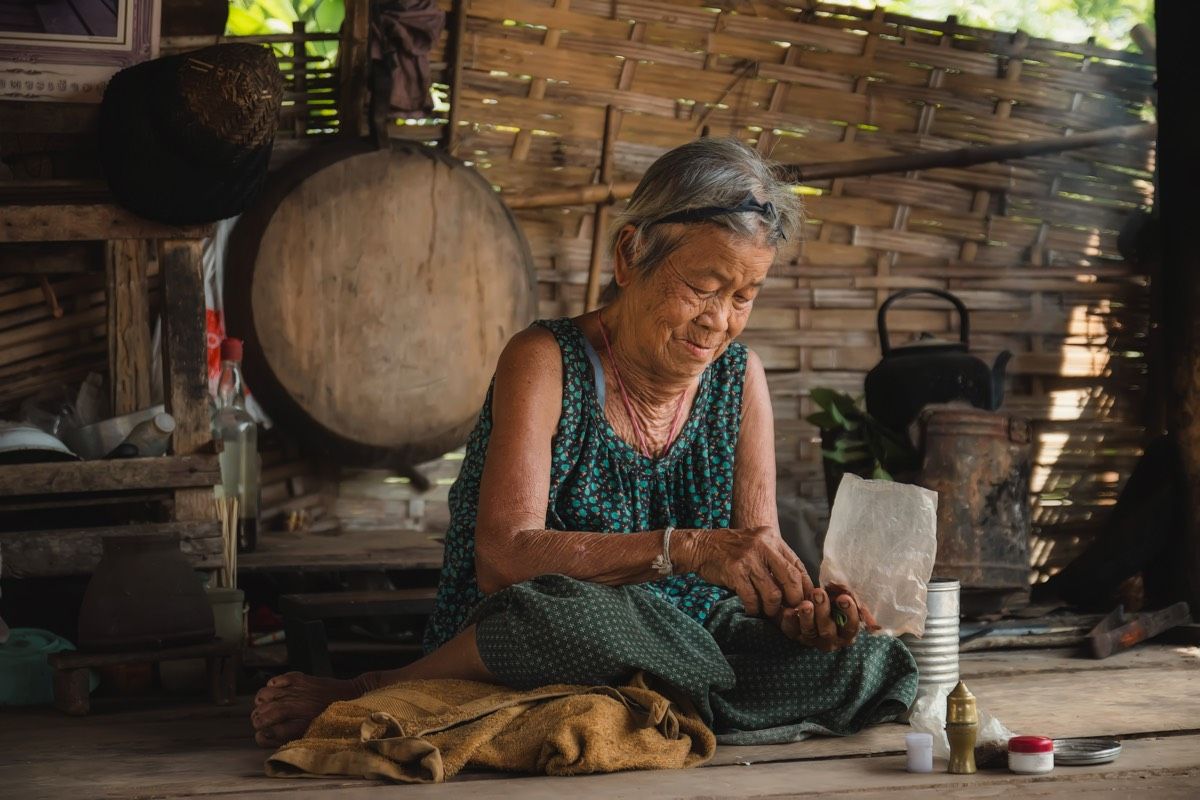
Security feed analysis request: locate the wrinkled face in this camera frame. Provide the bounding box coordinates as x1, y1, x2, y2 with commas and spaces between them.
615, 224, 774, 380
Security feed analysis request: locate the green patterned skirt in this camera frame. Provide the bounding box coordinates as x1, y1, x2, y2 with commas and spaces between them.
469, 575, 918, 745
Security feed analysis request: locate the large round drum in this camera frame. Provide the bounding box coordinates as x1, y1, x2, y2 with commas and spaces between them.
226, 144, 536, 467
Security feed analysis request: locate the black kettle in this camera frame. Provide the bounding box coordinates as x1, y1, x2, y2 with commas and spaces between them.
864, 289, 1011, 435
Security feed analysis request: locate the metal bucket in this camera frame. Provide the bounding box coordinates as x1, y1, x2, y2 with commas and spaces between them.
900, 578, 960, 698
916, 407, 1032, 615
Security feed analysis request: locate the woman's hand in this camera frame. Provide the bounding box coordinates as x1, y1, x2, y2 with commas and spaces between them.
773, 585, 880, 652
680, 526, 814, 618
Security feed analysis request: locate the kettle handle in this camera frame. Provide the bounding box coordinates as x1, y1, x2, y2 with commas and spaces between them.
878, 288, 970, 356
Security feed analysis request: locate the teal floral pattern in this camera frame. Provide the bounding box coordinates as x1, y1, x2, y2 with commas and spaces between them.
424, 317, 744, 652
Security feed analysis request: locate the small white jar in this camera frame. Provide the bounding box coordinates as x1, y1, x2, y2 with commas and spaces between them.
1008, 735, 1055, 774
906, 732, 934, 773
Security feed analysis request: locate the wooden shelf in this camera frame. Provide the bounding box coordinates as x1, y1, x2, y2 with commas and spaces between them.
0, 455, 219, 498
0, 521, 222, 578
0, 194, 216, 582
0, 200, 213, 243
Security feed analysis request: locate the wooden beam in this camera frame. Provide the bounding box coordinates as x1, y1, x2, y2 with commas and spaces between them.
160, 239, 216, 523
0, 243, 96, 274
0, 203, 212, 243
106, 240, 153, 415
337, 0, 371, 139
0, 521, 222, 578
584, 105, 622, 312
0, 455, 219, 498
443, 0, 469, 156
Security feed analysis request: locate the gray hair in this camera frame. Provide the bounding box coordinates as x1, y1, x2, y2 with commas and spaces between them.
604, 138, 802, 300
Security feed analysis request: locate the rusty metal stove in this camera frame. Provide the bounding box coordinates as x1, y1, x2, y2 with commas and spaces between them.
915, 405, 1033, 616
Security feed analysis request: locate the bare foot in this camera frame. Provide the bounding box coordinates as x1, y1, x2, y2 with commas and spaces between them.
251, 672, 364, 748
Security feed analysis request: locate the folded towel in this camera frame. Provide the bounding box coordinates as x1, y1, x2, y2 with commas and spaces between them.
266, 672, 715, 783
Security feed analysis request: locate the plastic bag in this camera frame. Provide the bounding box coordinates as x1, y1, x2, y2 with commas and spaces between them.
908, 683, 1014, 766
818, 474, 938, 637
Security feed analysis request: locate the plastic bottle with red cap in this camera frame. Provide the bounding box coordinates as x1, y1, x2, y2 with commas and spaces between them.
1008, 735, 1055, 774
212, 337, 260, 552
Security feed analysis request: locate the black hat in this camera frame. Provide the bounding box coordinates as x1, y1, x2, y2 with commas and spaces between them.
100, 44, 284, 225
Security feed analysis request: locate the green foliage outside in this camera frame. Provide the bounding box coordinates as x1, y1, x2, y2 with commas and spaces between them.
854, 0, 1153, 51
226, 0, 345, 63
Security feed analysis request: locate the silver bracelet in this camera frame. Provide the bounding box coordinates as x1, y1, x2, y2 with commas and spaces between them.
652, 526, 675, 576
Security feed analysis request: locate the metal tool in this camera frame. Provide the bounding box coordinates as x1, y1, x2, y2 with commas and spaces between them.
1087, 601, 1192, 659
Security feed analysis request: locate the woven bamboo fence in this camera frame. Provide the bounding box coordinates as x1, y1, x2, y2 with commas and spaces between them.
0, 2, 1156, 574
415, 0, 1156, 582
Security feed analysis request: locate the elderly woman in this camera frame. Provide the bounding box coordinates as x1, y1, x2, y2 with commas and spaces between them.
253, 139, 917, 748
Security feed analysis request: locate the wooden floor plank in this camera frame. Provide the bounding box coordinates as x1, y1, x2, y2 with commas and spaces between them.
2, 645, 1198, 799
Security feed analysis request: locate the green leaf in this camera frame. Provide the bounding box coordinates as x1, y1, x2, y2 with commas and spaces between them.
828, 391, 862, 421
822, 448, 870, 464
226, 6, 269, 35
255, 0, 301, 24
805, 410, 838, 429
872, 463, 894, 481
310, 0, 345, 32
810, 387, 838, 413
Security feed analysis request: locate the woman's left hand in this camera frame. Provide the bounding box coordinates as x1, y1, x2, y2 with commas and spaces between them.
772, 585, 878, 652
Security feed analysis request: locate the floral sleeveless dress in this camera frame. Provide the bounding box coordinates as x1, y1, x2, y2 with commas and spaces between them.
422, 317, 918, 744
424, 316, 742, 651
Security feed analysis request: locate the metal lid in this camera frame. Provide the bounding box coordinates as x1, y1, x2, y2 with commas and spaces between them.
1053, 738, 1122, 765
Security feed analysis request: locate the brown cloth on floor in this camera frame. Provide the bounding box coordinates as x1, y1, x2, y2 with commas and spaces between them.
265, 673, 716, 783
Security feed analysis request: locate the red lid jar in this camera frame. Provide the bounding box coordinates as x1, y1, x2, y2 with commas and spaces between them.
1008, 735, 1055, 774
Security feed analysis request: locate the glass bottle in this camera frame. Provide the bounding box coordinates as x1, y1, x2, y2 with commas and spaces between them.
211, 338, 260, 552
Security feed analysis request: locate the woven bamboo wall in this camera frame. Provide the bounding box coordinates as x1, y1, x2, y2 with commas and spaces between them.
426, 0, 1156, 582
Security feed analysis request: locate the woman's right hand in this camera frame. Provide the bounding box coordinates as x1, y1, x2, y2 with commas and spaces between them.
680, 526, 814, 618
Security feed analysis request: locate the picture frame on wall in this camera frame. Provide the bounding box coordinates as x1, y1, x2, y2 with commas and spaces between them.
0, 0, 160, 102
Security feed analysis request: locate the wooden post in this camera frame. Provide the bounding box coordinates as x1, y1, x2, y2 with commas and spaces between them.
338, 0, 371, 139
584, 105, 622, 312
1157, 0, 1200, 614
443, 0, 468, 156
160, 238, 213, 523
106, 239, 153, 415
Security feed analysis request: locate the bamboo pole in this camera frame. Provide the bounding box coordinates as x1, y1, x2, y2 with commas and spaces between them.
584, 106, 622, 312
506, 181, 639, 210
504, 123, 1156, 211
776, 122, 1156, 183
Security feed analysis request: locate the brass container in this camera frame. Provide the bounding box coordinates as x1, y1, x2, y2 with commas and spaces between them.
946, 680, 979, 774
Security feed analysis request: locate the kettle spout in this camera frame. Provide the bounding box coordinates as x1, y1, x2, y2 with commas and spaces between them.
990, 350, 1013, 410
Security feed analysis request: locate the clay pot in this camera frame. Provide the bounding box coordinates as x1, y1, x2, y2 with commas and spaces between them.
78, 534, 215, 651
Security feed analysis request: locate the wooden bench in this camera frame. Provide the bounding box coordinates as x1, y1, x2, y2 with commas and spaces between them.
279, 588, 437, 676
48, 639, 240, 715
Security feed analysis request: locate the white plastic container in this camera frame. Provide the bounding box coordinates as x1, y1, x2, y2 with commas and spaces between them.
906, 732, 934, 773
1008, 735, 1055, 774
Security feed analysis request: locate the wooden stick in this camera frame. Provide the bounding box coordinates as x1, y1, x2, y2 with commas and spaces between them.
776, 122, 1157, 183
506, 181, 639, 210
584, 105, 622, 312
1131, 23, 1156, 60
37, 276, 63, 318
442, 0, 468, 157
504, 123, 1156, 210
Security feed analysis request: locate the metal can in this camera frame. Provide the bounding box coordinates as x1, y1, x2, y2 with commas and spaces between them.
900, 578, 960, 698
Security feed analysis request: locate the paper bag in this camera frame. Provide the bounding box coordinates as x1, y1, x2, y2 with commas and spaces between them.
818, 474, 938, 637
